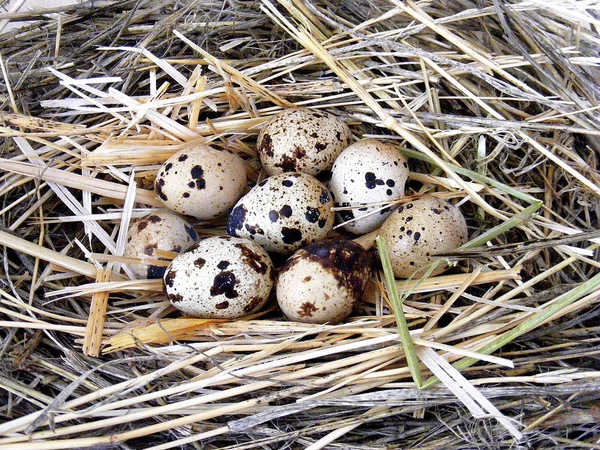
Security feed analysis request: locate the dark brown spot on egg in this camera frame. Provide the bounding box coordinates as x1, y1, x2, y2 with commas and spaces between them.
144, 244, 157, 256
281, 227, 303, 244
217, 260, 230, 270
282, 179, 294, 187
137, 220, 149, 232
165, 162, 173, 172
244, 296, 264, 313
178, 154, 188, 162
154, 178, 169, 202
168, 293, 183, 303
303, 276, 312, 282
269, 210, 279, 222
298, 302, 318, 317
210, 271, 239, 299
275, 155, 297, 172
432, 208, 443, 215
305, 207, 320, 223
293, 146, 306, 159
338, 202, 355, 222
280, 205, 293, 218
365, 172, 377, 189
320, 189, 330, 204
216, 301, 230, 310
164, 270, 177, 288
245, 223, 263, 235
260, 133, 274, 157
315, 142, 327, 152
227, 204, 247, 236
194, 258, 206, 268
235, 243, 270, 274
147, 265, 166, 279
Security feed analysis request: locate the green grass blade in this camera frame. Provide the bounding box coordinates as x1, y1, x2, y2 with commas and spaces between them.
376, 236, 423, 388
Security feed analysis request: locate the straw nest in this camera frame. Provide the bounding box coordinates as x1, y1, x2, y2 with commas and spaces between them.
0, 1, 599, 449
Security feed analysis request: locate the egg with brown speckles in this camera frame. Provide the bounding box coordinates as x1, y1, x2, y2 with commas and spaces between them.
330, 139, 409, 234
276, 239, 373, 324
164, 236, 274, 318
125, 210, 197, 279
378, 197, 468, 278
257, 108, 352, 177
155, 144, 247, 220
227, 172, 335, 254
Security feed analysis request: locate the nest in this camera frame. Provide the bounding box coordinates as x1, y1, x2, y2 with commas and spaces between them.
0, 1, 599, 448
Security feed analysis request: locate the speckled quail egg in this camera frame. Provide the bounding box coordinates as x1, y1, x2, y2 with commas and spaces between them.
378, 197, 468, 278
227, 173, 335, 254
257, 108, 352, 177
277, 239, 373, 324
164, 236, 274, 318
125, 210, 197, 279
155, 143, 247, 220
330, 139, 409, 234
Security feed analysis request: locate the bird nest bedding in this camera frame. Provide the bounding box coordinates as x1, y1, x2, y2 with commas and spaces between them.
0, 1, 599, 449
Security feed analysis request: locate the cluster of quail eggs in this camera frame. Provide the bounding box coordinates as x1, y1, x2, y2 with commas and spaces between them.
125, 107, 469, 323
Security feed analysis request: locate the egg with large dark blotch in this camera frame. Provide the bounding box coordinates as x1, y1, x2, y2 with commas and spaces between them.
276, 239, 373, 324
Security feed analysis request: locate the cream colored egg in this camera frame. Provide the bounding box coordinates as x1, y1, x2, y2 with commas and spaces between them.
257, 108, 352, 177
125, 210, 197, 279
155, 144, 247, 220
227, 173, 335, 254
164, 236, 274, 318
330, 139, 409, 234
378, 197, 468, 278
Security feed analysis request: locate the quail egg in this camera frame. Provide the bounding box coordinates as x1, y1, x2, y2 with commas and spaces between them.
378, 197, 468, 278
155, 143, 247, 220
164, 236, 274, 318
329, 139, 409, 234
257, 108, 352, 177
277, 239, 373, 324
227, 172, 335, 254
125, 210, 197, 279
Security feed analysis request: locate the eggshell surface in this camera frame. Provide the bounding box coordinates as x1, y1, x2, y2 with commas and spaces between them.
125, 210, 197, 279
227, 173, 335, 254
277, 239, 372, 324
164, 236, 274, 318
155, 144, 247, 220
330, 139, 409, 234
378, 197, 468, 278
257, 108, 352, 177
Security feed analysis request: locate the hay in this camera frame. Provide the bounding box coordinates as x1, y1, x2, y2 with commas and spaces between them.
0, 0, 599, 448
